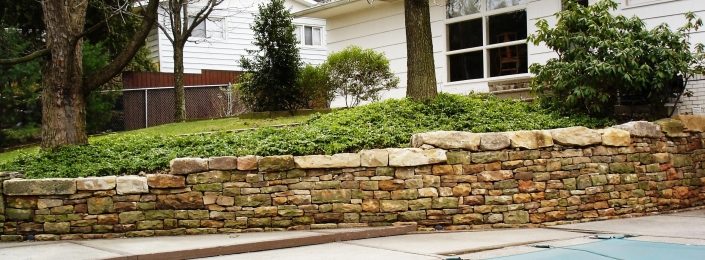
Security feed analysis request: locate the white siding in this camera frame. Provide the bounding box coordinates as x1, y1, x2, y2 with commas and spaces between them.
154, 0, 327, 74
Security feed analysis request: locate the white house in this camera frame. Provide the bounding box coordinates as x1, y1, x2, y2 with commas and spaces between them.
294, 0, 705, 112
145, 0, 328, 74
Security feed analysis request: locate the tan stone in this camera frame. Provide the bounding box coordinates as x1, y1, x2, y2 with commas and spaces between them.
170, 157, 208, 175
294, 153, 361, 168
116, 176, 149, 195
208, 156, 237, 170
360, 149, 389, 167
3, 178, 76, 195
613, 121, 662, 138
673, 114, 705, 132
37, 199, 63, 209
654, 118, 688, 137
388, 148, 447, 167
236, 155, 258, 170
76, 176, 116, 191
147, 174, 185, 188
411, 131, 481, 150
258, 155, 295, 171
600, 128, 631, 146
505, 130, 553, 149
479, 133, 511, 151
477, 170, 513, 181
551, 127, 601, 146
418, 187, 439, 197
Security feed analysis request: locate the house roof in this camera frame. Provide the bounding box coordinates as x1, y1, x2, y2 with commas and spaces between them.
291, 0, 320, 7
293, 0, 399, 18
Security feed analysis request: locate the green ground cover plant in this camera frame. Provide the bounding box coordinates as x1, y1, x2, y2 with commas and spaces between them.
0, 94, 612, 178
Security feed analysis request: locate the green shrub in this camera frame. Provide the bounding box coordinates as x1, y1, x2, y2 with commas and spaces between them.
0, 94, 612, 178
297, 64, 334, 108
529, 0, 704, 116
322, 46, 399, 107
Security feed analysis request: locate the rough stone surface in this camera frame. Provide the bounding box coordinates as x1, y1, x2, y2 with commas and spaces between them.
116, 176, 149, 195
613, 121, 662, 138
294, 153, 361, 168
186, 171, 229, 184
170, 158, 208, 175
258, 155, 295, 171
208, 156, 237, 170
654, 118, 688, 137
673, 115, 705, 132
76, 176, 116, 191
147, 174, 185, 188
600, 128, 631, 147
237, 155, 258, 170
360, 149, 389, 167
480, 133, 511, 151
388, 148, 447, 167
3, 178, 76, 195
505, 130, 553, 149
551, 127, 602, 146
411, 131, 481, 150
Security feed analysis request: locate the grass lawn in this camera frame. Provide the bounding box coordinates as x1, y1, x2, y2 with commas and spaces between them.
0, 115, 313, 165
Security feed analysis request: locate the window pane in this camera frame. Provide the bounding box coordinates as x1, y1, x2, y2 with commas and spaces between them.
190, 17, 206, 38
208, 18, 225, 39
295, 25, 302, 44
487, 0, 527, 10
489, 44, 527, 77
312, 28, 321, 45
304, 26, 312, 45
448, 19, 482, 51
449, 51, 484, 82
488, 10, 527, 44
447, 0, 480, 18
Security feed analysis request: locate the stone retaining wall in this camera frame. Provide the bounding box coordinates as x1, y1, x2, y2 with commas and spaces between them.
2, 118, 705, 241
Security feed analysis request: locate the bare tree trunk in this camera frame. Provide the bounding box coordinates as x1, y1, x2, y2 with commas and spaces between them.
173, 44, 186, 122
404, 0, 437, 102
40, 0, 89, 149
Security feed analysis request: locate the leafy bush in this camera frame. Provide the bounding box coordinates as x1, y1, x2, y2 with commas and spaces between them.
0, 94, 612, 178
529, 0, 704, 116
322, 46, 399, 107
239, 0, 304, 111
297, 64, 334, 108
0, 126, 40, 148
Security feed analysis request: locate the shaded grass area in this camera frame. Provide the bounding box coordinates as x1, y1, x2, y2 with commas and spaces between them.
0, 94, 614, 178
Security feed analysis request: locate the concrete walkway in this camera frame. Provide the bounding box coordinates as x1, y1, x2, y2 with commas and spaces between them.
2, 209, 704, 260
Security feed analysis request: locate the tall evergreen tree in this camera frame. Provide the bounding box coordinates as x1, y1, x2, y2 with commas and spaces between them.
239, 0, 304, 111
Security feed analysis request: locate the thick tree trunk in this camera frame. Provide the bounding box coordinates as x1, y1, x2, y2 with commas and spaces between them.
40, 0, 89, 149
173, 44, 187, 122
404, 0, 437, 102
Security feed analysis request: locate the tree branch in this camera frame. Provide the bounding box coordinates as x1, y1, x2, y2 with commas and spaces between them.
0, 48, 50, 65
83, 0, 160, 92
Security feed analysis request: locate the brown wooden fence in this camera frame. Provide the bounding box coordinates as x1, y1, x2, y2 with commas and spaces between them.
119, 70, 243, 130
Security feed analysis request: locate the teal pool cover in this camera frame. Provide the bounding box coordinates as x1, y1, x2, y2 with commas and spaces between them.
490, 239, 705, 260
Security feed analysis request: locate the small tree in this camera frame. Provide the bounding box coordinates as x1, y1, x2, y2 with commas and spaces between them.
529, 0, 704, 116
297, 64, 334, 108
322, 46, 399, 107
239, 0, 304, 111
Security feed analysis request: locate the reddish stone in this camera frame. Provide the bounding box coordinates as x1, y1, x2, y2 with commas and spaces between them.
157, 192, 204, 209
147, 174, 185, 188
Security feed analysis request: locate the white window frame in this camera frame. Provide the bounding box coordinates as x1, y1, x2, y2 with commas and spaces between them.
444, 1, 530, 84
295, 24, 324, 48
188, 16, 226, 41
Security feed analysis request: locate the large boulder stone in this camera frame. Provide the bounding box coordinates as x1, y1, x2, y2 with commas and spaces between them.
76, 176, 116, 191
411, 131, 481, 150
388, 148, 447, 167
147, 174, 185, 188
294, 153, 361, 168
116, 176, 149, 195
600, 128, 631, 146
170, 158, 208, 175
654, 118, 688, 137
208, 156, 237, 170
258, 155, 295, 171
479, 133, 511, 151
360, 149, 389, 167
551, 127, 601, 146
673, 114, 705, 132
3, 178, 76, 195
505, 130, 553, 149
613, 121, 662, 138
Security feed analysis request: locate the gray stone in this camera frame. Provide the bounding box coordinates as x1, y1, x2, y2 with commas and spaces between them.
360, 149, 389, 167
208, 156, 238, 170
3, 178, 76, 195
170, 157, 208, 175
480, 133, 511, 151
411, 131, 481, 150
551, 127, 602, 146
613, 121, 662, 138
76, 176, 116, 191
294, 153, 361, 168
116, 176, 149, 195
388, 148, 447, 167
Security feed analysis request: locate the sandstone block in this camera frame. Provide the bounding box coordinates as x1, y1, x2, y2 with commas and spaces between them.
478, 170, 513, 181
673, 114, 705, 132
380, 200, 408, 212
258, 155, 295, 171
234, 194, 271, 207
505, 130, 553, 149
170, 157, 208, 175
503, 210, 529, 224
3, 178, 76, 195
294, 153, 361, 168
186, 171, 229, 184
418, 187, 439, 197
237, 155, 258, 170
116, 176, 149, 195
551, 127, 601, 146
77, 176, 116, 191
453, 213, 483, 224
446, 151, 471, 164
654, 118, 688, 137
311, 189, 351, 203
6, 208, 32, 220
147, 174, 185, 188
208, 156, 238, 170
119, 211, 145, 224
157, 192, 204, 209
480, 133, 511, 151
600, 128, 631, 147
37, 199, 63, 209
411, 131, 481, 150
388, 148, 447, 167
360, 149, 389, 167
88, 197, 114, 214
613, 121, 662, 138
44, 222, 70, 234
472, 151, 508, 163
432, 197, 458, 208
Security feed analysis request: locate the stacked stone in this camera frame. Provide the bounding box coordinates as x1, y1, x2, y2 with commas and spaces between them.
2, 119, 705, 241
